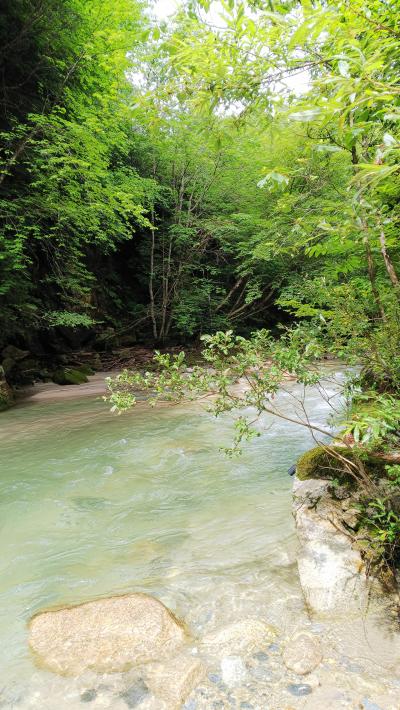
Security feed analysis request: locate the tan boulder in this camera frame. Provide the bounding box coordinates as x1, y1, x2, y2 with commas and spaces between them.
28, 593, 187, 676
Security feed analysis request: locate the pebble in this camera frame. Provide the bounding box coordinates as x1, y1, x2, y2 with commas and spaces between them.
268, 643, 280, 652
286, 683, 313, 697
208, 673, 222, 685
253, 651, 269, 661
249, 665, 273, 682
80, 688, 97, 703
221, 656, 247, 687
120, 680, 149, 708
361, 700, 384, 710
340, 655, 364, 673
182, 700, 197, 710
283, 632, 322, 675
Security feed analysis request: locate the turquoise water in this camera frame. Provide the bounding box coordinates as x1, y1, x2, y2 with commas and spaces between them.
3, 369, 397, 708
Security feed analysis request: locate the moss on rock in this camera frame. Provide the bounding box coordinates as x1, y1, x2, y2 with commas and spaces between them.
296, 445, 387, 482
76, 364, 95, 376
52, 368, 88, 385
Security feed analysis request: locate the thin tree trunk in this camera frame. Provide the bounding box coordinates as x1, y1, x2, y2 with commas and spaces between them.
0, 131, 36, 187
216, 277, 245, 312
148, 156, 158, 340
159, 236, 173, 341
378, 227, 400, 291
149, 209, 158, 340
365, 241, 386, 320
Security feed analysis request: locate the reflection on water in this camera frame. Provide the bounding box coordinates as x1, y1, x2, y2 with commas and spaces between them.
0, 369, 398, 708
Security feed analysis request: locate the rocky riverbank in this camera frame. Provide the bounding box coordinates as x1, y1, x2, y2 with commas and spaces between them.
23, 587, 400, 710
0, 343, 203, 411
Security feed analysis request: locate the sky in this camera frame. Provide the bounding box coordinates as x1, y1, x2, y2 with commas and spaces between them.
151, 0, 310, 96
153, 0, 179, 19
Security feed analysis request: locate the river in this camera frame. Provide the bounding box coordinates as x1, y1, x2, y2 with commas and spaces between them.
0, 368, 399, 709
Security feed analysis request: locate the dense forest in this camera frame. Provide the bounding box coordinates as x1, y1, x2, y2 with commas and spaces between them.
0, 0, 399, 388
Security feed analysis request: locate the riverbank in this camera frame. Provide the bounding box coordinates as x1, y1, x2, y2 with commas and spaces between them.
18, 371, 119, 404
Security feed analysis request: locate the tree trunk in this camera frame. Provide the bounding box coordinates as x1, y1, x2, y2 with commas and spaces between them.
364, 238, 386, 320
148, 220, 158, 340
378, 227, 400, 291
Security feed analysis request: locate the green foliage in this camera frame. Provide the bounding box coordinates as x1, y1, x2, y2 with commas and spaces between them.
359, 496, 400, 570
43, 311, 96, 329
0, 0, 150, 343
386, 464, 400, 489
345, 394, 400, 450
106, 327, 326, 454
365, 500, 400, 546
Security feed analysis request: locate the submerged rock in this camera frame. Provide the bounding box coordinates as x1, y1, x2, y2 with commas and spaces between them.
283, 631, 322, 675
287, 683, 312, 697
220, 656, 247, 687
144, 653, 205, 707
120, 679, 149, 708
28, 593, 187, 675
201, 619, 277, 657
80, 688, 97, 702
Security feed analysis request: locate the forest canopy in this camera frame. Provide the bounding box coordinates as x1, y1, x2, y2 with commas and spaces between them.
0, 0, 399, 359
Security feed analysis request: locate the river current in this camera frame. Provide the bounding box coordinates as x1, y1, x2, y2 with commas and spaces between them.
0, 369, 399, 709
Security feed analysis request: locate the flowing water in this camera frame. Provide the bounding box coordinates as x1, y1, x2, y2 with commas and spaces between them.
0, 369, 399, 709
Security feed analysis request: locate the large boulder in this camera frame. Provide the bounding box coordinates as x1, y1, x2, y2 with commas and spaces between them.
293, 476, 380, 618
28, 593, 187, 675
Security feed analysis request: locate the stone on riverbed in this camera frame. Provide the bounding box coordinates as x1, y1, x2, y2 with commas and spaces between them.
283, 631, 322, 675
28, 593, 187, 675
220, 655, 247, 687
200, 619, 277, 657
144, 653, 205, 707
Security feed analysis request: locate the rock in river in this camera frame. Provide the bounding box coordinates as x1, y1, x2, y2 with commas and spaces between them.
293, 476, 377, 617
201, 619, 277, 657
144, 653, 205, 707
283, 631, 322, 675
28, 593, 187, 675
